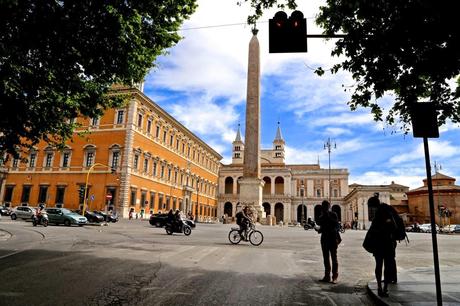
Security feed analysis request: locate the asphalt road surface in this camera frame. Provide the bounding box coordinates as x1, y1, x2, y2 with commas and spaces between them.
1, 219, 459, 306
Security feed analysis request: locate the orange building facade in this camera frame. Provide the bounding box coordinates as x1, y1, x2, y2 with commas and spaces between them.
0, 86, 222, 219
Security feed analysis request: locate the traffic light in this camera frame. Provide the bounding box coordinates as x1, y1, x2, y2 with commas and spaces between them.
269, 10, 307, 53
79, 187, 86, 199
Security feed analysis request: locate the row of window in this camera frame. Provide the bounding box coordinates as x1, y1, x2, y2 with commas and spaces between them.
132, 153, 217, 197
4, 146, 122, 170
135, 108, 219, 174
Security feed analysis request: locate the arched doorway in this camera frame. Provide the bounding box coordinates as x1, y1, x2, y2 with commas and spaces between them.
314, 204, 322, 221
262, 202, 271, 216
275, 203, 284, 223
332, 205, 342, 222
224, 202, 233, 217
224, 177, 233, 194
297, 205, 307, 223
275, 177, 284, 194
263, 177, 271, 194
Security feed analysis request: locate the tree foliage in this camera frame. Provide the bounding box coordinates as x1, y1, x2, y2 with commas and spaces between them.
0, 0, 197, 157
245, 0, 460, 129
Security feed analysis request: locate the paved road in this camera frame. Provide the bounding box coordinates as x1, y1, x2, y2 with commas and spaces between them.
0, 219, 459, 306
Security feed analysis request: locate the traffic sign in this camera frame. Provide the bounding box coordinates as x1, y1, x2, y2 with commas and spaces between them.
106, 194, 113, 200
90, 195, 95, 201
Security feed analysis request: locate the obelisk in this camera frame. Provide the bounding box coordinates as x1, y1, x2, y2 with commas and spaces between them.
238, 28, 264, 219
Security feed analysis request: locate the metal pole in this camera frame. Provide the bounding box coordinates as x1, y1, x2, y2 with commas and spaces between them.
423, 137, 443, 306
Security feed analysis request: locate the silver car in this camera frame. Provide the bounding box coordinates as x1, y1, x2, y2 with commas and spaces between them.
10, 206, 36, 220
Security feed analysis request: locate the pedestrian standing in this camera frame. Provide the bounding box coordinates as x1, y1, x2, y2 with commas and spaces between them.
316, 200, 340, 284
363, 195, 397, 297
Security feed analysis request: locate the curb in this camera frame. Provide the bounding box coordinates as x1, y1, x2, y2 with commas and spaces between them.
367, 282, 402, 306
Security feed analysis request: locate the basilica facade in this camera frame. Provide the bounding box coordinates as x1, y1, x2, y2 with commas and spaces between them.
217, 124, 350, 224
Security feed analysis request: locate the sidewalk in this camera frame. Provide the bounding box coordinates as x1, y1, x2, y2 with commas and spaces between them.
368, 266, 460, 305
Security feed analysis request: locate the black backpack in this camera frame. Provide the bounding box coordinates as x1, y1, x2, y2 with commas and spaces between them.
392, 211, 408, 242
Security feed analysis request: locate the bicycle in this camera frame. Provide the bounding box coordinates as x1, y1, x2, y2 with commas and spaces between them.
228, 222, 264, 246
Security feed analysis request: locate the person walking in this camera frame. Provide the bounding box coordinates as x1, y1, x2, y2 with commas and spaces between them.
316, 200, 340, 284
364, 195, 397, 297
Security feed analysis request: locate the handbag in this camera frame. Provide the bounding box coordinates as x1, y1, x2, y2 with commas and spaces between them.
336, 231, 342, 245
362, 226, 376, 253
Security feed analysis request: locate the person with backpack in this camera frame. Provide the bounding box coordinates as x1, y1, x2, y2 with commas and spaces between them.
363, 196, 399, 297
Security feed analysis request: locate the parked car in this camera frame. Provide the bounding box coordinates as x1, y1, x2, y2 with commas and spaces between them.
84, 210, 104, 223
45, 208, 88, 226
442, 224, 460, 233
452, 225, 460, 233
419, 223, 440, 233
10, 206, 36, 220
94, 211, 119, 223
0, 205, 11, 216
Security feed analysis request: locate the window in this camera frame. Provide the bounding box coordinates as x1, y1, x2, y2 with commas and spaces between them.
234, 153, 240, 158
176, 139, 180, 150
3, 186, 14, 202
235, 146, 240, 151
116, 110, 124, 124
133, 155, 139, 170
163, 131, 167, 142
182, 143, 185, 153
143, 158, 149, 173
45, 152, 53, 168
111, 151, 120, 169
78, 186, 88, 204
149, 193, 155, 210
91, 117, 99, 127
147, 119, 152, 134
174, 171, 178, 183
167, 168, 171, 181
141, 192, 147, 208
61, 152, 70, 168
160, 165, 165, 178
300, 189, 304, 197
170, 135, 174, 146
333, 189, 338, 198
137, 113, 143, 128
21, 186, 31, 203
130, 189, 137, 206
155, 126, 160, 138
275, 145, 281, 150
187, 146, 190, 157
153, 162, 157, 176
316, 189, 321, 197
55, 186, 65, 204
86, 152, 94, 167
12, 158, 19, 169
275, 152, 282, 157
38, 186, 48, 203
29, 153, 37, 168
193, 150, 195, 160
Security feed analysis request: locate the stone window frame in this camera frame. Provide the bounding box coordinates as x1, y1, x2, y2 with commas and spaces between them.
43, 147, 55, 169
28, 149, 38, 169
90, 116, 100, 128
115, 109, 125, 125
109, 144, 122, 170
146, 117, 153, 134
83, 145, 96, 168
55, 185, 66, 205
60, 146, 72, 169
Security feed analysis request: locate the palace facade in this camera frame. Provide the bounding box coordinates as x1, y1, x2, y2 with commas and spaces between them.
217, 124, 350, 224
0, 86, 222, 219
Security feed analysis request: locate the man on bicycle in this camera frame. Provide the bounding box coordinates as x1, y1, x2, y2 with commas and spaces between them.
236, 206, 251, 241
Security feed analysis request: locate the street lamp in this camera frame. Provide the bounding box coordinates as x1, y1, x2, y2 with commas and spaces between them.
324, 137, 336, 202
301, 183, 305, 225
82, 163, 115, 217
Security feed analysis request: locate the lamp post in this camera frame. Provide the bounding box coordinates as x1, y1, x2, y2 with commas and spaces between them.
433, 161, 442, 226
82, 163, 115, 217
324, 138, 336, 202
301, 183, 305, 225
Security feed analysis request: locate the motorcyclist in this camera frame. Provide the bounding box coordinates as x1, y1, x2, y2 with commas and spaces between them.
174, 210, 183, 231
236, 206, 251, 240
306, 216, 316, 229
35, 204, 45, 223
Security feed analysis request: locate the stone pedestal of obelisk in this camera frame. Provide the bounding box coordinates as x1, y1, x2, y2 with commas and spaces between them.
238, 29, 264, 220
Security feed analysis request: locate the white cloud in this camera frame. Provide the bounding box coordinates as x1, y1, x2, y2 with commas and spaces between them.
389, 140, 459, 164
285, 145, 321, 164
350, 171, 425, 190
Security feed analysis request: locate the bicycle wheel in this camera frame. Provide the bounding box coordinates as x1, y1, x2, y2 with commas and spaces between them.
228, 229, 242, 244
249, 230, 263, 246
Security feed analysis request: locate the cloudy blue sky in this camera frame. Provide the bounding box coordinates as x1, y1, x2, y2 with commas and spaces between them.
144, 0, 460, 189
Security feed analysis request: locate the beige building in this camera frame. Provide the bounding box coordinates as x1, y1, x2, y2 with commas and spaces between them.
217, 124, 349, 224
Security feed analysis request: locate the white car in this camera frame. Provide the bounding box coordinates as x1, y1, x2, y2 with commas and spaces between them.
419, 223, 439, 233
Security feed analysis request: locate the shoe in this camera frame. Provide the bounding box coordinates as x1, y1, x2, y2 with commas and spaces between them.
331, 279, 338, 284
319, 277, 331, 282
377, 289, 389, 297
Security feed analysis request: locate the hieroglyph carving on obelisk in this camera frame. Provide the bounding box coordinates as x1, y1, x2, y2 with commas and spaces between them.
239, 28, 264, 218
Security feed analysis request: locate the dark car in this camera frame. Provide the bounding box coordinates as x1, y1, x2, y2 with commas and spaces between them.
94, 211, 119, 223
84, 211, 104, 223
149, 213, 195, 228
0, 205, 11, 216
149, 213, 168, 227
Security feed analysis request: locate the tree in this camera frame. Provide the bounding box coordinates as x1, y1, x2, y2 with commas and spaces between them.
244, 0, 460, 130
0, 0, 197, 157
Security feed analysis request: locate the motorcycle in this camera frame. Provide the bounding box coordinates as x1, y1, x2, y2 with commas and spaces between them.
165, 221, 191, 236
304, 221, 316, 230
32, 211, 49, 227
